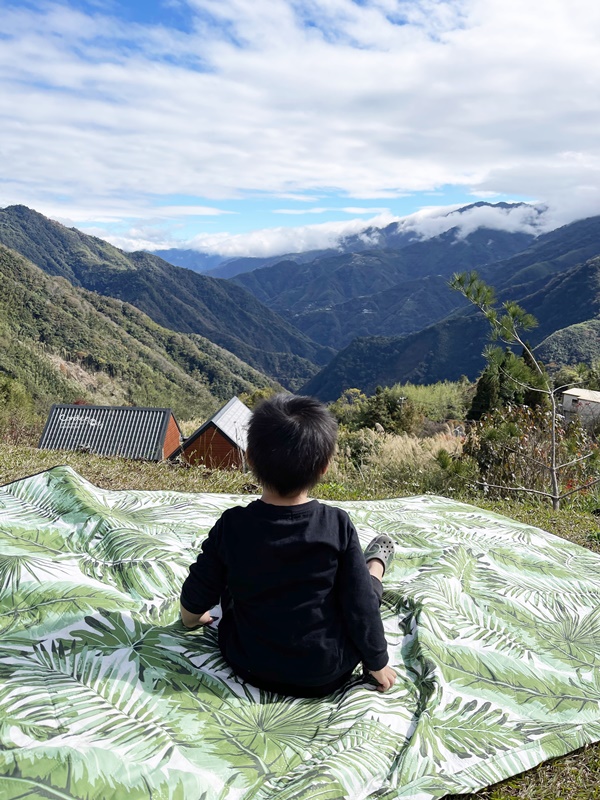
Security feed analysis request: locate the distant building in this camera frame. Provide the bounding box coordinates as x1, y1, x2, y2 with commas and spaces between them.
39, 404, 182, 461
561, 388, 600, 426
171, 396, 251, 469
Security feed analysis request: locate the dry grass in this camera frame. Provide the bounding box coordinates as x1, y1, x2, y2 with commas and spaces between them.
325, 430, 463, 500
445, 743, 600, 799
179, 417, 204, 438
0, 444, 257, 494
373, 430, 463, 467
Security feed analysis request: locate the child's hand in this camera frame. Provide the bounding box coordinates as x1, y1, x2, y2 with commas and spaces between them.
180, 603, 216, 628
368, 665, 396, 692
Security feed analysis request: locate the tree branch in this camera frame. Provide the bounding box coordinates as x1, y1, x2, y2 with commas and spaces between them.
468, 479, 554, 499
556, 452, 595, 471
500, 445, 550, 471
558, 477, 600, 500
496, 365, 550, 395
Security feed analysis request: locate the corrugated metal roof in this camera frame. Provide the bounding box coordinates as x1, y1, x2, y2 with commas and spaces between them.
38, 405, 180, 461
172, 396, 251, 459
562, 388, 600, 404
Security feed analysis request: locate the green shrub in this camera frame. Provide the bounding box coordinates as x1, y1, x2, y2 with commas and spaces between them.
462, 404, 600, 504
331, 386, 423, 435
337, 427, 381, 468
391, 379, 472, 422
0, 376, 43, 446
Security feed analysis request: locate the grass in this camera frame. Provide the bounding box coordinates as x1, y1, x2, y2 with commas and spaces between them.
2, 441, 600, 799
0, 444, 258, 494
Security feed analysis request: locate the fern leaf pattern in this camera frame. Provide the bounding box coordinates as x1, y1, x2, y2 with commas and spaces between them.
1, 466, 600, 799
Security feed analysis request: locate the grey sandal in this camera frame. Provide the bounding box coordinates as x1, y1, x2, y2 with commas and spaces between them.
364, 534, 394, 576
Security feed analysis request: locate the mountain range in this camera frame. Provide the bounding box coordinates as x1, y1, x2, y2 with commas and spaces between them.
300, 219, 600, 399
151, 202, 537, 279
232, 227, 534, 349
0, 206, 333, 390
2, 202, 600, 412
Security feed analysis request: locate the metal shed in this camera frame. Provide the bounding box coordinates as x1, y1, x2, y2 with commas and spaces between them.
171, 396, 251, 469
38, 405, 182, 461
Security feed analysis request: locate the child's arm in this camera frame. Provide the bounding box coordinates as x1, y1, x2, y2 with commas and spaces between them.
337, 521, 393, 686
180, 518, 227, 627
180, 605, 214, 628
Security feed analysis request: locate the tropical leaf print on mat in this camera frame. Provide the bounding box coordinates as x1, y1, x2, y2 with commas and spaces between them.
1, 465, 600, 799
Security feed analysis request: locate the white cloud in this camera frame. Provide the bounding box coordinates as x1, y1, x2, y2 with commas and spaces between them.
274, 208, 336, 215
393, 202, 547, 241
274, 193, 322, 202
181, 213, 400, 257
1, 0, 600, 228
342, 207, 390, 215
94, 202, 548, 257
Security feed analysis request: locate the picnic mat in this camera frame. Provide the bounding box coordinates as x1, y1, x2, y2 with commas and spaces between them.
2, 466, 600, 800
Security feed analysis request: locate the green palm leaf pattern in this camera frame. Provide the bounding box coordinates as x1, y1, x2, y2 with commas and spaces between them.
2, 466, 600, 799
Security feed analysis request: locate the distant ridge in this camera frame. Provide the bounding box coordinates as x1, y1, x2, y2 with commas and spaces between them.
233, 225, 535, 349
0, 205, 334, 389
7, 202, 599, 403
301, 218, 600, 400
0, 244, 276, 418
151, 248, 225, 273
152, 201, 541, 279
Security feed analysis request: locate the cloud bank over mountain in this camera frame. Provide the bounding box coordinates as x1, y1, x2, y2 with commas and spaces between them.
110, 202, 550, 258
389, 202, 547, 242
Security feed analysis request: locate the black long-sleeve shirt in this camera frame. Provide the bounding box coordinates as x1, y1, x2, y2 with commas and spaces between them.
180, 499, 389, 689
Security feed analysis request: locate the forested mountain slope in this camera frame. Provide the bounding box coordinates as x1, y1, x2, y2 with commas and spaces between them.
0, 206, 333, 388
537, 319, 600, 365
303, 255, 600, 400
232, 227, 534, 349
233, 227, 534, 316
0, 245, 275, 419
233, 213, 600, 361
293, 274, 470, 350
483, 215, 600, 292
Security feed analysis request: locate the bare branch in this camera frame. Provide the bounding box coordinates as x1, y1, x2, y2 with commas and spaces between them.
501, 445, 550, 471
554, 380, 585, 393
558, 476, 600, 500
469, 480, 554, 499
556, 452, 595, 471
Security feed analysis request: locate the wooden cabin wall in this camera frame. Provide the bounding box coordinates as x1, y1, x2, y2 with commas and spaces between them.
182, 424, 244, 469
163, 415, 183, 459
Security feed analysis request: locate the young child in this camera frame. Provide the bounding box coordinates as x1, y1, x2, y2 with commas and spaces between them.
180, 393, 396, 697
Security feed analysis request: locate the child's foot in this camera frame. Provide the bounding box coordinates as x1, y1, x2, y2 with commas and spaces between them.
364, 534, 394, 576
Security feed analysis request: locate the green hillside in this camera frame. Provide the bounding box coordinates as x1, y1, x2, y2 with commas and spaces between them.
537, 319, 600, 365
484, 215, 600, 292
301, 315, 489, 401
0, 245, 276, 420
303, 255, 600, 400
512, 256, 600, 338
293, 274, 470, 349
0, 205, 333, 388
233, 227, 533, 327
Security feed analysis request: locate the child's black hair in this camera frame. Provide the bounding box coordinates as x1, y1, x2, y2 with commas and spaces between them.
246, 393, 338, 497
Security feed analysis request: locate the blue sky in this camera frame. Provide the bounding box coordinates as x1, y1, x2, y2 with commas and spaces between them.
1, 0, 599, 256
92, 1, 196, 31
